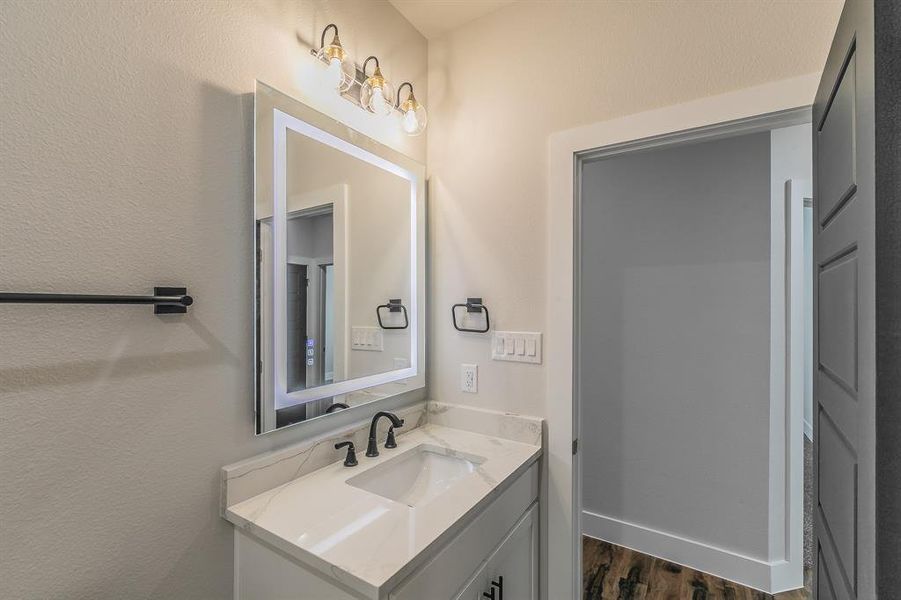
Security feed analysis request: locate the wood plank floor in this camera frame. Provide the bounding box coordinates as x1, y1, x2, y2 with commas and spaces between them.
582, 537, 810, 600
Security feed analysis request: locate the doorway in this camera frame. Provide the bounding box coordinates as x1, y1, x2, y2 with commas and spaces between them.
575, 111, 813, 597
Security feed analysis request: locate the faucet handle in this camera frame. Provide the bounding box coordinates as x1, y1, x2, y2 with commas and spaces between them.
385, 417, 404, 448
334, 441, 358, 467
385, 425, 398, 448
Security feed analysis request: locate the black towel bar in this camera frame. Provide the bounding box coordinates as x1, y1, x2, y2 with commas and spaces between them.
0, 287, 194, 314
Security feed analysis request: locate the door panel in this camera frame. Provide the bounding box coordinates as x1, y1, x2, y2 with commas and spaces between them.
817, 553, 838, 600
816, 410, 856, 587
817, 250, 858, 392
813, 1, 878, 598
817, 53, 856, 226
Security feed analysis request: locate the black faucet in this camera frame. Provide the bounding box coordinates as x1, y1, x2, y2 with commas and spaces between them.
366, 411, 404, 457
334, 441, 358, 467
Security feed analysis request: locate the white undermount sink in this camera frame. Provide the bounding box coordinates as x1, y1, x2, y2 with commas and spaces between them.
347, 444, 485, 507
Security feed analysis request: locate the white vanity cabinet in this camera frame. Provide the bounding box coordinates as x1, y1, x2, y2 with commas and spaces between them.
233, 461, 539, 600
226, 425, 542, 600
452, 504, 539, 600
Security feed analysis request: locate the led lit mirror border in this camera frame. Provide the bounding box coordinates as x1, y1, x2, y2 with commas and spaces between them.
254, 81, 426, 435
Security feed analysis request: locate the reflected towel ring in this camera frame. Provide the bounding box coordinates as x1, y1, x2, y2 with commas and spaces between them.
452, 297, 490, 333
376, 299, 409, 330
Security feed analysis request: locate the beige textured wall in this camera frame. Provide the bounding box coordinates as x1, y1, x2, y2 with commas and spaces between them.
0, 1, 425, 598
426, 0, 842, 414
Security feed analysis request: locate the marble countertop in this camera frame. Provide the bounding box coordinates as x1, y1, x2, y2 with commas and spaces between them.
225, 424, 541, 599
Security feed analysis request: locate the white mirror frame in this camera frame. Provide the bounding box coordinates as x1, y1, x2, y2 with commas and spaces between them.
255, 82, 426, 432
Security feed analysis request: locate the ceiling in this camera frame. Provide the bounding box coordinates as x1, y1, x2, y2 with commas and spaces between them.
388, 0, 516, 39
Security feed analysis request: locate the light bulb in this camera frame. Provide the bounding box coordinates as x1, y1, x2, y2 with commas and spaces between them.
402, 108, 419, 134
397, 89, 427, 136
370, 87, 388, 115
325, 57, 343, 89
360, 62, 394, 115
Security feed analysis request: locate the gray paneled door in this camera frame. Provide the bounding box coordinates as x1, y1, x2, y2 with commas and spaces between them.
812, 2, 879, 599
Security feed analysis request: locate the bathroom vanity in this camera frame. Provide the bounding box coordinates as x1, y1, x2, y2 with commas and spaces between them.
224, 421, 540, 600
234, 81, 541, 599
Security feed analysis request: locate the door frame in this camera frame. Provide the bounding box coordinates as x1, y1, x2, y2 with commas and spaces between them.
545, 73, 820, 599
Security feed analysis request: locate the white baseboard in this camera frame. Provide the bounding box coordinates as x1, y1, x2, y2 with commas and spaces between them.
804, 419, 813, 441
582, 510, 803, 594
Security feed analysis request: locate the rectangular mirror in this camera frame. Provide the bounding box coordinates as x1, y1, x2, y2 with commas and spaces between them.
255, 82, 425, 434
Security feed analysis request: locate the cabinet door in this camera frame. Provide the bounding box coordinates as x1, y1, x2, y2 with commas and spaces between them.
456, 503, 538, 600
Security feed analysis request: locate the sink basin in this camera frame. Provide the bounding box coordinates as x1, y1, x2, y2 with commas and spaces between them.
347, 444, 485, 507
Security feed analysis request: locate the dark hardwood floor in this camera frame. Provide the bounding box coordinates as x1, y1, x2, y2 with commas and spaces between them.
582, 536, 810, 600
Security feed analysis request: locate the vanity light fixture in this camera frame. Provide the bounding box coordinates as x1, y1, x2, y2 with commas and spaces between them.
315, 24, 355, 93
310, 28, 425, 134
360, 56, 395, 116
396, 82, 427, 136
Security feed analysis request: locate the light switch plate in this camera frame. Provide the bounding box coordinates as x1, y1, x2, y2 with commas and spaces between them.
351, 326, 383, 351
491, 331, 542, 364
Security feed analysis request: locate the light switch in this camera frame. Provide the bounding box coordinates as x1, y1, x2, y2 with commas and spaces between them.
492, 331, 542, 364
351, 326, 383, 351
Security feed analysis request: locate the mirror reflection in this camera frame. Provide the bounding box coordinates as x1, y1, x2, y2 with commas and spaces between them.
282, 129, 412, 393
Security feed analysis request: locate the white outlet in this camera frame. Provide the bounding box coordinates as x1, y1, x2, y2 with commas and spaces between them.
461, 363, 478, 393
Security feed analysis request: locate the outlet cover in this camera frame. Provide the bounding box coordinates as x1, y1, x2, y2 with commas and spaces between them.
461, 363, 478, 393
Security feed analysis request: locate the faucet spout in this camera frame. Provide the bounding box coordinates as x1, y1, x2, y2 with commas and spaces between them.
366, 411, 404, 457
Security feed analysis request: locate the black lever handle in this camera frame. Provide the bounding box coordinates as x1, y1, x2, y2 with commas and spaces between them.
482, 588, 495, 600
334, 441, 358, 467
385, 425, 399, 448
491, 576, 503, 600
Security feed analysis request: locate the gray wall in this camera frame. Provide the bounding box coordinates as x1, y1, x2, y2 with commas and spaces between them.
0, 2, 426, 599
580, 132, 772, 558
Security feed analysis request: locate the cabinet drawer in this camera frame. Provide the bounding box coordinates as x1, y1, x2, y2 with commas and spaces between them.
390, 462, 538, 600
455, 502, 539, 600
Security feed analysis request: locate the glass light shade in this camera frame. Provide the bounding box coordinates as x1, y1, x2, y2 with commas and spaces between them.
360, 69, 395, 116
399, 97, 428, 136
317, 45, 355, 93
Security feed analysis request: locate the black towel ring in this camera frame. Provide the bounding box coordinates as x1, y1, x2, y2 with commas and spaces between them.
376, 299, 409, 330
452, 297, 490, 333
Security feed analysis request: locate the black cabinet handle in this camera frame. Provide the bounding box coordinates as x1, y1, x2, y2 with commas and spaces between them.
491, 575, 503, 600
482, 575, 503, 599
